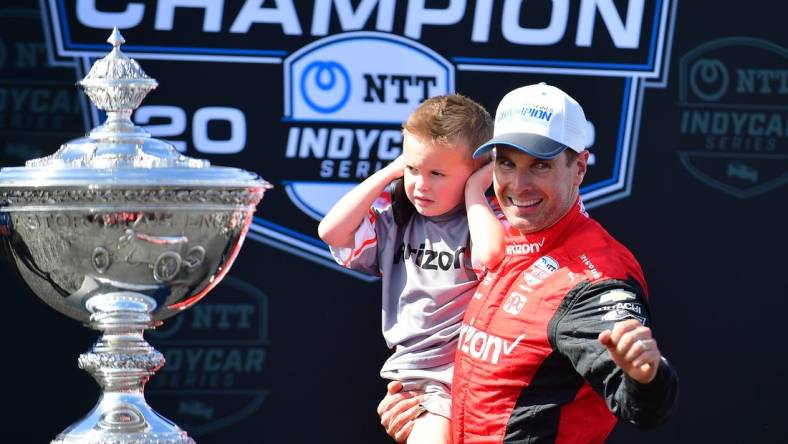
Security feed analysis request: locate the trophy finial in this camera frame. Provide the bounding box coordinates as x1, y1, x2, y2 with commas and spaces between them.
107, 26, 126, 48
76, 28, 159, 146
80, 27, 156, 112
25, 29, 211, 169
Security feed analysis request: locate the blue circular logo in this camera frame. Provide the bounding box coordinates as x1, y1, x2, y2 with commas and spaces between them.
300, 61, 351, 114
689, 58, 729, 102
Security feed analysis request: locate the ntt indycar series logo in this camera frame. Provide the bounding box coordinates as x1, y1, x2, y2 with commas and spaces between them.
677, 37, 787, 198
147, 276, 270, 436
40, 0, 678, 281
282, 32, 453, 220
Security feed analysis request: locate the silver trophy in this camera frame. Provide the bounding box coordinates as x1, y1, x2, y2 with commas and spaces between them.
0, 29, 271, 444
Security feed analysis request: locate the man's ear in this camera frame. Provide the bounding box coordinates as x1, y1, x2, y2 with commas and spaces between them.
575, 150, 590, 186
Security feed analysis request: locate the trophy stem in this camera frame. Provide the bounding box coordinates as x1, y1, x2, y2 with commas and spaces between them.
89, 109, 151, 141
52, 292, 195, 444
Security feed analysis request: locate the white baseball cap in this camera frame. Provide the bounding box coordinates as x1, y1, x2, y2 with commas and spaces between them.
473, 82, 587, 159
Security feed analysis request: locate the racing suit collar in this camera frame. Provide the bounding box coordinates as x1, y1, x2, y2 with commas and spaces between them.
505, 197, 587, 254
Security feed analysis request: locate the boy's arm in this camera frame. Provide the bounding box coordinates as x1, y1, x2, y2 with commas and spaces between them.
465, 162, 505, 270
318, 156, 405, 249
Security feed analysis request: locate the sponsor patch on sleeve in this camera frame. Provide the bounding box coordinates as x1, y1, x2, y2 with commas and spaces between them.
601, 308, 646, 325
597, 289, 647, 324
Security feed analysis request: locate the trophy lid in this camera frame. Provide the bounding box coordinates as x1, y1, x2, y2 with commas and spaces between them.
0, 28, 267, 189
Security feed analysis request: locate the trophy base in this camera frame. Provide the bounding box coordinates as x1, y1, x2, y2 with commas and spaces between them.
51, 392, 195, 444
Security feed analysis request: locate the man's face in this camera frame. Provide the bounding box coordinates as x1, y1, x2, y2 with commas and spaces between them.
402, 131, 476, 217
493, 146, 588, 234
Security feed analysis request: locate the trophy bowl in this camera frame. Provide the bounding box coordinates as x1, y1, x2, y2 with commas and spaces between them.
0, 29, 270, 444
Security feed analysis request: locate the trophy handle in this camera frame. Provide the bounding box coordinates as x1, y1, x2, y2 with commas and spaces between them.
52, 292, 195, 444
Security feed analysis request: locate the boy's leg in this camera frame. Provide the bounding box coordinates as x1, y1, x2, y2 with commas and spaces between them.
407, 412, 451, 444
406, 380, 452, 444
391, 376, 452, 443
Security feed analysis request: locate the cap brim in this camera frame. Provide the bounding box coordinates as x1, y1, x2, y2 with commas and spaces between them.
473, 133, 569, 160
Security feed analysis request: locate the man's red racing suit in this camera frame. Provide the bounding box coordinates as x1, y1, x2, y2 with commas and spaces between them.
451, 199, 678, 443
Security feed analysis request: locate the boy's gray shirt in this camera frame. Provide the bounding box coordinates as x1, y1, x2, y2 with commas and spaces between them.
330, 204, 479, 384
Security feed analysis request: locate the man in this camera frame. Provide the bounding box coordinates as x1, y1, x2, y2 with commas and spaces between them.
378, 83, 679, 443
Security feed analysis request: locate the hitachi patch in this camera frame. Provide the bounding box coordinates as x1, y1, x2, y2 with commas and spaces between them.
601, 309, 646, 325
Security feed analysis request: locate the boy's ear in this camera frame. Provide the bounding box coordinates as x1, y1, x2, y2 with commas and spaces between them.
473, 150, 491, 168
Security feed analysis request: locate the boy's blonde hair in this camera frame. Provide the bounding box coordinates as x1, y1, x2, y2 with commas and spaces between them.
403, 94, 493, 156
392, 94, 493, 225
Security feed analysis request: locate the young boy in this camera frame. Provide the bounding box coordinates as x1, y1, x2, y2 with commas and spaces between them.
318, 94, 504, 443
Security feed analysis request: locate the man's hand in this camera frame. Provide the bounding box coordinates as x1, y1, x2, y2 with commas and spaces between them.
599, 319, 662, 384
377, 381, 428, 443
